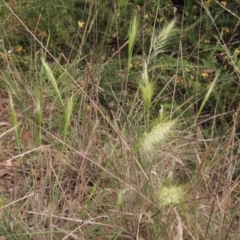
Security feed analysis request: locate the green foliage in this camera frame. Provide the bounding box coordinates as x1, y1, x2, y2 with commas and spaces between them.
41, 58, 64, 107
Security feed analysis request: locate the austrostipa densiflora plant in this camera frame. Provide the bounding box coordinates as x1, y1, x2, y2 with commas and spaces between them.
148, 18, 177, 64
139, 119, 176, 154
138, 18, 177, 155
135, 18, 190, 223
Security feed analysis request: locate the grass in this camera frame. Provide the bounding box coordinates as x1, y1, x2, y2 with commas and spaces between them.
0, 0, 240, 239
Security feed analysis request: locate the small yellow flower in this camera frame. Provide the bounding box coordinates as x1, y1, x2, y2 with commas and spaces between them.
78, 21, 85, 29
38, 30, 48, 38
85, 104, 92, 113
14, 45, 23, 53
220, 1, 227, 7
234, 48, 240, 57
144, 13, 149, 19
193, 5, 197, 10
223, 27, 230, 33
176, 77, 185, 85
201, 72, 209, 79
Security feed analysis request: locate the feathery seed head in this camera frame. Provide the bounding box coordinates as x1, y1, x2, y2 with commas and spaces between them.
139, 62, 155, 112
140, 120, 176, 152
158, 185, 185, 207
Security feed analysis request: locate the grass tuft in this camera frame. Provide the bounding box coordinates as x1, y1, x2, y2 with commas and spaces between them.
8, 91, 20, 146
63, 94, 74, 135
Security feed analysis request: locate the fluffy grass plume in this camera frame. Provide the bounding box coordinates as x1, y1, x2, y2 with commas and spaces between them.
139, 61, 155, 126
128, 14, 139, 67
139, 120, 176, 152
149, 18, 176, 61
158, 185, 186, 207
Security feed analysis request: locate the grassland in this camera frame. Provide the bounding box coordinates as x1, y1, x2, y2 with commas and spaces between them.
0, 0, 239, 239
